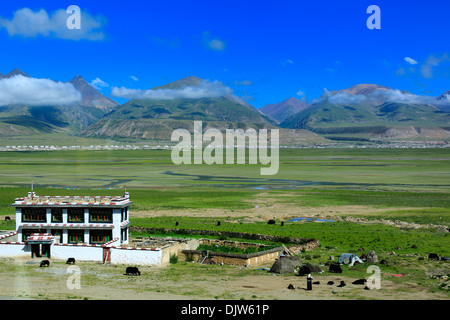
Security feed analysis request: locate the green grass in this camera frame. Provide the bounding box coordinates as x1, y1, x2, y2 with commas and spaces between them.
0, 147, 448, 295
130, 216, 450, 256
273, 189, 450, 209
351, 208, 450, 226
0, 148, 448, 190
0, 186, 259, 217
0, 147, 448, 224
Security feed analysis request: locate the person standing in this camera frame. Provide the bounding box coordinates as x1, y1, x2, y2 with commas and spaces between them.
307, 274, 313, 291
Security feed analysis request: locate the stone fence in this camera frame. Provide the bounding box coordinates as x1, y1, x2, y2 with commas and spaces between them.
131, 226, 320, 266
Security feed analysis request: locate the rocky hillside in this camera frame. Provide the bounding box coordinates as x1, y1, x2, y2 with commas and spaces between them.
280, 84, 450, 141
260, 97, 309, 123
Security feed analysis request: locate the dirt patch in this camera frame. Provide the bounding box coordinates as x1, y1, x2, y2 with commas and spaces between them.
0, 257, 446, 300
131, 201, 431, 230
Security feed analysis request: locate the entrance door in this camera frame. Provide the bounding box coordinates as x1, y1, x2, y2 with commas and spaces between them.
42, 244, 51, 258
103, 247, 111, 264
31, 244, 41, 258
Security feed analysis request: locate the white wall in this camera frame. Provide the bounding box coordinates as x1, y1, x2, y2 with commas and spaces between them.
0, 242, 173, 267
0, 243, 29, 257
52, 245, 103, 262
110, 248, 162, 266
112, 209, 121, 241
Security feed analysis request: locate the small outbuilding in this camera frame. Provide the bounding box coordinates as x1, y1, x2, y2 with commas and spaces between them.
269, 255, 302, 274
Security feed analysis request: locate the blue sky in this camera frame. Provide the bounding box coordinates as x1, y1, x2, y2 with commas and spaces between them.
0, 0, 449, 108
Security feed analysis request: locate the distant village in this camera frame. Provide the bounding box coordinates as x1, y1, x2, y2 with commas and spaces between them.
0, 142, 448, 152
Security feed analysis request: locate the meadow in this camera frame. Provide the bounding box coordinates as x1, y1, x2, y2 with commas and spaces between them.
0, 147, 448, 222
0, 147, 448, 299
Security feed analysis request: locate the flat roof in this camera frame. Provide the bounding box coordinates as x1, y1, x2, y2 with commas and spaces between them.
11, 195, 132, 207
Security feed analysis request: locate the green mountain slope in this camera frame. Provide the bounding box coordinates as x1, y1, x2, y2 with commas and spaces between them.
82, 96, 277, 140
280, 95, 450, 141
81, 76, 279, 140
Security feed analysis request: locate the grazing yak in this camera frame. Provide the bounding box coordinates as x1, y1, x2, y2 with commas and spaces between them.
328, 263, 342, 273
125, 266, 141, 276
66, 258, 76, 264
40, 260, 50, 267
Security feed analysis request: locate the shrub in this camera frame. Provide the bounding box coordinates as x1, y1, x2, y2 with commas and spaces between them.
169, 253, 179, 264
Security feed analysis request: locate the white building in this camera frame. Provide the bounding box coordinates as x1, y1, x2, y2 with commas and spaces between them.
9, 191, 131, 260
1, 191, 198, 266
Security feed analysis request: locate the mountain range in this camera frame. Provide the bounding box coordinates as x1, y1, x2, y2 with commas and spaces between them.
0, 69, 119, 136
0, 70, 448, 144
81, 76, 279, 140
278, 84, 450, 141
260, 97, 309, 124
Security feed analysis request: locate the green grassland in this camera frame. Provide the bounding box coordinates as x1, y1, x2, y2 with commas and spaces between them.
0, 147, 448, 189
0, 147, 448, 217
0, 147, 448, 298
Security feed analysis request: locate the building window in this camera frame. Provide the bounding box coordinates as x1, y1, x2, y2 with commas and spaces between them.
68, 230, 84, 244
51, 229, 63, 243
121, 207, 128, 221
89, 208, 112, 223
121, 227, 128, 241
68, 208, 84, 223
51, 208, 63, 222
22, 208, 46, 222
90, 230, 112, 244
22, 229, 39, 242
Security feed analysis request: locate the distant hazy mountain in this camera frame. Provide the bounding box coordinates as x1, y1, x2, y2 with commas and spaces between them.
436, 91, 450, 112
280, 84, 450, 140
151, 75, 203, 90
328, 83, 391, 96
82, 76, 278, 140
260, 97, 309, 123
69, 75, 119, 112
0, 69, 120, 136
1, 68, 31, 79
438, 90, 450, 98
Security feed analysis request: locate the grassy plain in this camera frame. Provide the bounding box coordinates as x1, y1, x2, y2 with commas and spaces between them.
0, 147, 448, 299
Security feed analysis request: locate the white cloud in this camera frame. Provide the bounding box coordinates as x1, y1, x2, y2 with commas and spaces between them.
233, 80, 252, 86
281, 59, 294, 66
208, 39, 225, 51
327, 92, 368, 104
0, 75, 81, 106
404, 57, 418, 65
321, 88, 446, 106
130, 76, 139, 82
296, 90, 305, 97
202, 31, 226, 51
111, 79, 233, 100
0, 7, 106, 40
420, 53, 449, 79
90, 77, 109, 90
